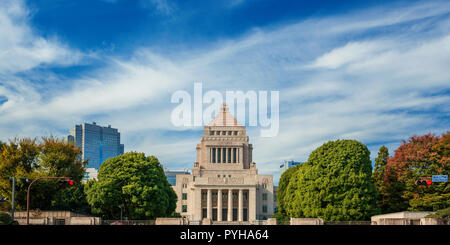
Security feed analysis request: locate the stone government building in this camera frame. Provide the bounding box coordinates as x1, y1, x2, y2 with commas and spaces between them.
172, 103, 274, 224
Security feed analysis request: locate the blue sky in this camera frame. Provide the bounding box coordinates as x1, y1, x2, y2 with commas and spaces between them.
0, 0, 449, 184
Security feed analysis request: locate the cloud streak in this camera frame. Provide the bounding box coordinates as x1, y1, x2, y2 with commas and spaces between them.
0, 1, 449, 184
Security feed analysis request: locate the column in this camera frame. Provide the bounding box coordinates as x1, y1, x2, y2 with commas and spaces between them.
227, 189, 233, 221
207, 189, 212, 219
249, 188, 256, 221
217, 189, 222, 221
238, 189, 243, 221
194, 188, 202, 222
239, 147, 243, 164
226, 148, 229, 163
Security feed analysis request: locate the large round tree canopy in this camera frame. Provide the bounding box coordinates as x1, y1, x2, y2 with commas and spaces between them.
85, 152, 177, 220
284, 140, 379, 221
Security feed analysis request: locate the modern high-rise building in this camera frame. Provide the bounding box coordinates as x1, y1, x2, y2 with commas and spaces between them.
280, 160, 303, 174
68, 122, 124, 170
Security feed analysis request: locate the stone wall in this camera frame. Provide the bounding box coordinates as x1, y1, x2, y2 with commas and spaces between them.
376, 218, 420, 225
420, 218, 450, 225
265, 218, 277, 225
68, 217, 102, 225
155, 217, 186, 225
371, 211, 433, 224
201, 218, 212, 225
290, 218, 324, 225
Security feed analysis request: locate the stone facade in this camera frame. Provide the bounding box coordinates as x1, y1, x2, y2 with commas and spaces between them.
172, 104, 274, 223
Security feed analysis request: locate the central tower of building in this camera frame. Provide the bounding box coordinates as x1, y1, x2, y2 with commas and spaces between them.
173, 103, 274, 224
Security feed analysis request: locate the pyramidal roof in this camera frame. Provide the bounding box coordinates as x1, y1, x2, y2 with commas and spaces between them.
207, 103, 242, 127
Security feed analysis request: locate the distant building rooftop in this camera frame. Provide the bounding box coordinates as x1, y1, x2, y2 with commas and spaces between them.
164, 169, 190, 186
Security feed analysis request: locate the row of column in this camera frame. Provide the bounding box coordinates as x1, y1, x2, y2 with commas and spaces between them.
209, 147, 240, 163
208, 147, 243, 163
206, 189, 245, 221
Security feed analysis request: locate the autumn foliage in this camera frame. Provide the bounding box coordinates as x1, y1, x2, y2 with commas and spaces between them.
380, 132, 449, 212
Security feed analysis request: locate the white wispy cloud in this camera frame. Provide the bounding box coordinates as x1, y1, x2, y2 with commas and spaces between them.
0, 1, 449, 184
139, 0, 174, 15
0, 0, 83, 74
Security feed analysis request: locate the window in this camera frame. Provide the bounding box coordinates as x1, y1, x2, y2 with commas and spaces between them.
182, 193, 187, 200
218, 175, 221, 178
233, 131, 238, 135
262, 193, 267, 201
262, 205, 267, 213
182, 184, 187, 188
222, 131, 226, 135
222, 148, 226, 162
182, 205, 187, 213
227, 131, 232, 135
202, 192, 207, 200
210, 131, 214, 135
216, 131, 220, 135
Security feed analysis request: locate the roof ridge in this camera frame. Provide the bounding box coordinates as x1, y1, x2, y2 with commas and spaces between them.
207, 103, 242, 126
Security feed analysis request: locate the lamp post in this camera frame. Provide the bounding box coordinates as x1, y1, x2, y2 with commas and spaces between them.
26, 177, 72, 225
119, 204, 123, 221
10, 177, 15, 221
9, 177, 29, 221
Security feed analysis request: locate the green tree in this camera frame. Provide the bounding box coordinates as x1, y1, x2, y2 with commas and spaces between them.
85, 152, 177, 220
51, 184, 90, 214
0, 138, 41, 211
284, 140, 379, 221
373, 146, 390, 212
425, 207, 450, 218
0, 137, 86, 211
276, 164, 302, 219
0, 211, 17, 225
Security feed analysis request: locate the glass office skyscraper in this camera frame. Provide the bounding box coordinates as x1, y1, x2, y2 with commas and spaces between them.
68, 122, 124, 170
279, 160, 303, 174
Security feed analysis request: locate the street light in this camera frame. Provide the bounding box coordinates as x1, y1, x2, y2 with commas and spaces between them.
119, 204, 123, 221
9, 177, 29, 221
26, 177, 72, 225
